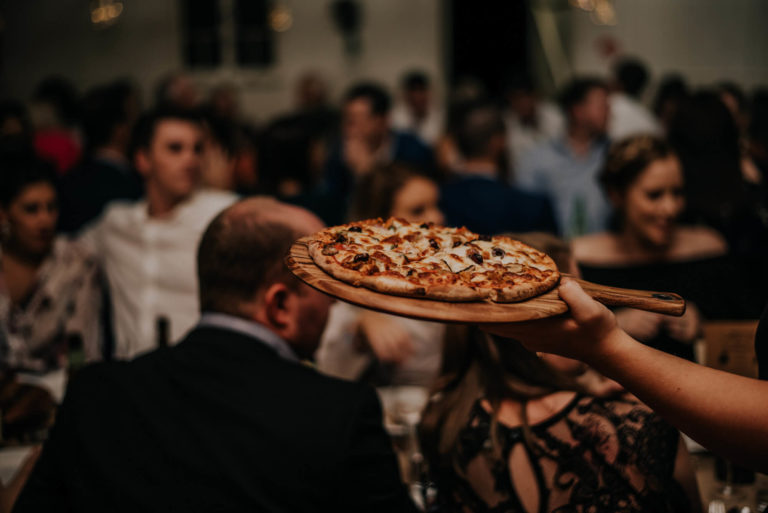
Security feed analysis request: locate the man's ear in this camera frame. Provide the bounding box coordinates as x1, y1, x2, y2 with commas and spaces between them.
261, 282, 296, 337
135, 148, 152, 177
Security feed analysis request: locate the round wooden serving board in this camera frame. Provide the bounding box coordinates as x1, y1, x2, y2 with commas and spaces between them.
286, 237, 685, 323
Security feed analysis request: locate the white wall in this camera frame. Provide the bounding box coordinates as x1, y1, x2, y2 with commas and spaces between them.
1, 0, 444, 122
565, 0, 768, 95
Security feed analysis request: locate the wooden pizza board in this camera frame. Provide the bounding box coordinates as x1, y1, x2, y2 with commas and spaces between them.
286, 236, 685, 323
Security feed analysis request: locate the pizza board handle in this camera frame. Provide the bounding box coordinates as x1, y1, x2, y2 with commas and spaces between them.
570, 277, 686, 316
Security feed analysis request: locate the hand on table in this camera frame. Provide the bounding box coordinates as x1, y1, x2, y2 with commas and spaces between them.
357, 311, 414, 364
482, 278, 622, 362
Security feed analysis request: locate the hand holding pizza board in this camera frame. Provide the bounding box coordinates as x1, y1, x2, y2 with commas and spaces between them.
286, 232, 685, 323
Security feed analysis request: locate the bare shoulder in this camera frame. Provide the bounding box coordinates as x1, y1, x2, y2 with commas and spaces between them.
572, 232, 621, 265
670, 227, 728, 260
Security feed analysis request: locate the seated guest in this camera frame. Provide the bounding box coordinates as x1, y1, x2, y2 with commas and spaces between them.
573, 135, 730, 360
0, 152, 102, 402
391, 70, 445, 146
502, 74, 564, 170
317, 164, 445, 387
80, 108, 237, 359
153, 71, 200, 111
30, 76, 82, 175
516, 78, 611, 237
439, 100, 558, 236
15, 198, 417, 513
652, 74, 689, 134
608, 57, 661, 140
419, 325, 701, 513
58, 80, 143, 233
323, 82, 434, 219
668, 90, 768, 270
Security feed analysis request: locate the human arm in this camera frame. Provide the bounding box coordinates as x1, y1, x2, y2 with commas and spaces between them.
64, 253, 104, 363
484, 279, 768, 472
357, 311, 414, 365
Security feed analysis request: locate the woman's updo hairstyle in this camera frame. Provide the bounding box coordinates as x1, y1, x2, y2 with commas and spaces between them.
599, 135, 674, 197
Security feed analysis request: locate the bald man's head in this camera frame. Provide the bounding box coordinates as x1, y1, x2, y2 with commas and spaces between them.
197, 197, 324, 315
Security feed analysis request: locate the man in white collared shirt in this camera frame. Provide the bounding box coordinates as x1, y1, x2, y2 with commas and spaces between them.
81, 109, 237, 359
391, 70, 445, 146
608, 58, 661, 140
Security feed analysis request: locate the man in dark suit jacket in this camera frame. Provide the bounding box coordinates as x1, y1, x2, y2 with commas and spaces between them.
15, 198, 416, 512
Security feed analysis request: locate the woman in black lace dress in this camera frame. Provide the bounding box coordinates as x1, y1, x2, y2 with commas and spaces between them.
419, 325, 702, 513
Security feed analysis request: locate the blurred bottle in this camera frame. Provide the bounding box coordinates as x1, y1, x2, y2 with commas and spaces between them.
67, 334, 85, 379
570, 196, 587, 237
156, 316, 170, 349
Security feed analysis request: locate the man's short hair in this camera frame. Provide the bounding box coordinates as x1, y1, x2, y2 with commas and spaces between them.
197, 200, 303, 315
130, 107, 204, 152
613, 58, 649, 98
343, 82, 391, 116
454, 100, 505, 159
558, 77, 608, 113
401, 71, 429, 91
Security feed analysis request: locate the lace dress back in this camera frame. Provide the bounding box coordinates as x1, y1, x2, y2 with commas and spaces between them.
431, 394, 691, 513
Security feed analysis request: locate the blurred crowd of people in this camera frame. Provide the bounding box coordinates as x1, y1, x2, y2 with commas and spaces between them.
2, 56, 768, 511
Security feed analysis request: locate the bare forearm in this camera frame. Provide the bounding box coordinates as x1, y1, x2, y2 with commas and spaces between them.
589, 331, 768, 472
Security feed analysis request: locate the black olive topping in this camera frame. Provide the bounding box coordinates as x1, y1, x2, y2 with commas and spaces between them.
429, 239, 440, 250
453, 240, 461, 248
348, 226, 362, 232
492, 247, 505, 258
478, 234, 492, 242
353, 253, 369, 262
420, 222, 430, 229
407, 269, 414, 276
335, 233, 347, 243
469, 252, 484, 264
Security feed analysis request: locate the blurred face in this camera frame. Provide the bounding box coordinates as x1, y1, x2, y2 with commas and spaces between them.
291, 283, 334, 359
508, 90, 537, 123
573, 87, 609, 135
343, 98, 388, 146
138, 120, 204, 203
279, 207, 333, 358
404, 87, 430, 118
2, 182, 58, 257
620, 156, 685, 248
390, 177, 444, 225
168, 75, 200, 110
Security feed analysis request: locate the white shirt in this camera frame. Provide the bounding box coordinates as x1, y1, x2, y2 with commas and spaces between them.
505, 101, 565, 171
391, 104, 445, 146
316, 301, 444, 387
609, 92, 661, 141
80, 189, 237, 359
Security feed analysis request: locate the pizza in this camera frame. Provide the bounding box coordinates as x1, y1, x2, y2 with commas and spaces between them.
307, 217, 560, 303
